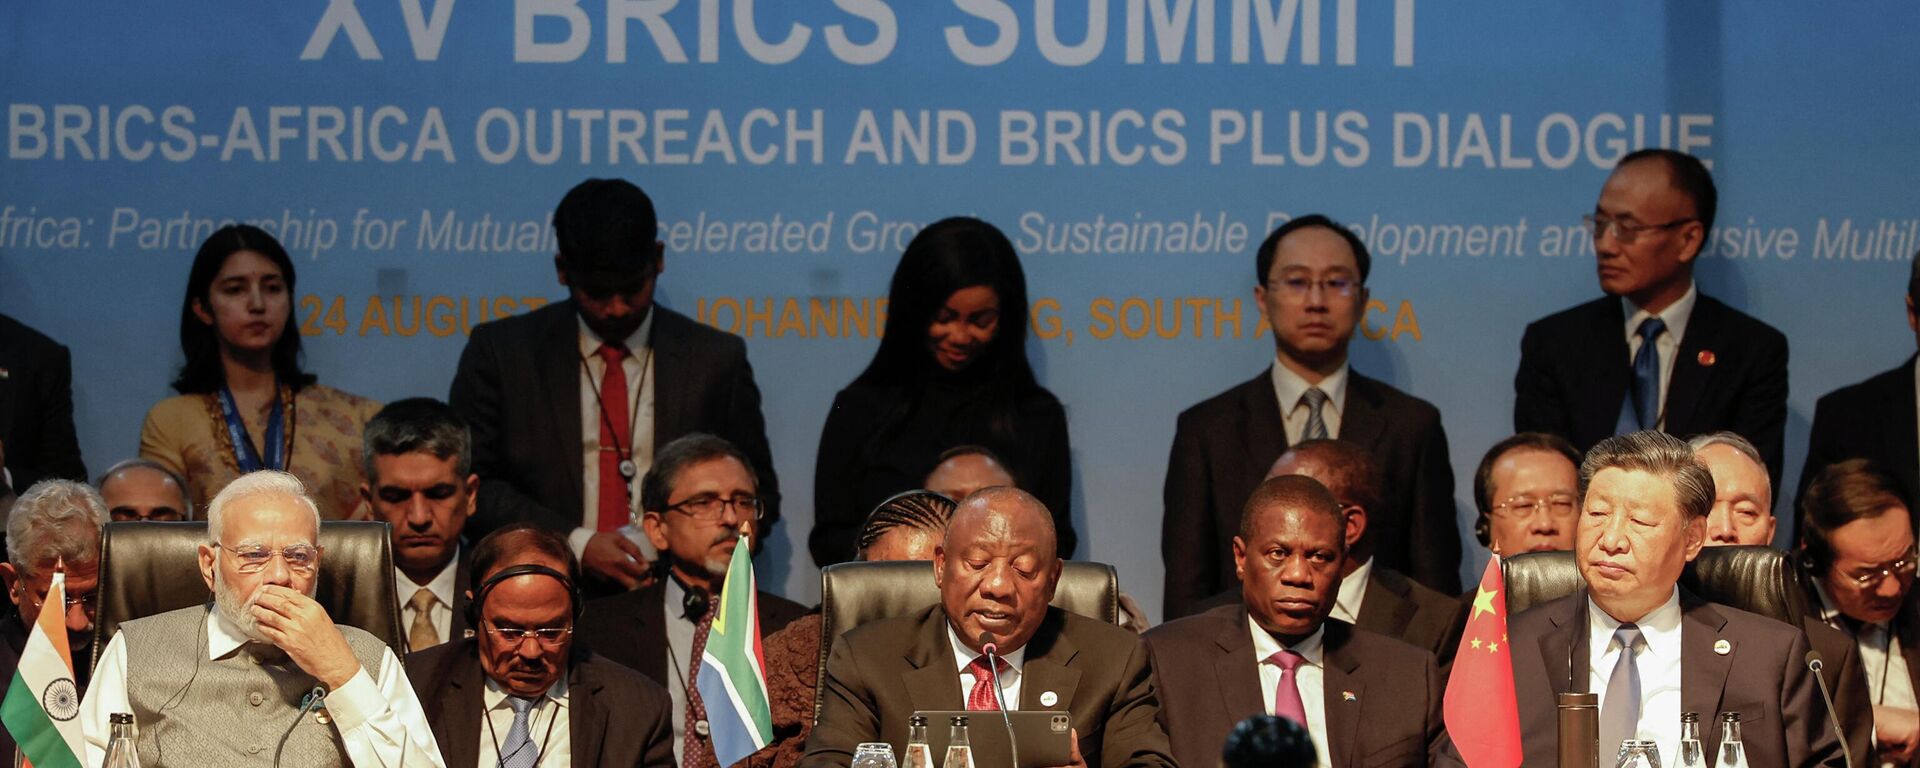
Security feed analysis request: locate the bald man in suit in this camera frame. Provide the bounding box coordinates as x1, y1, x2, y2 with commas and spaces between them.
1146, 475, 1453, 768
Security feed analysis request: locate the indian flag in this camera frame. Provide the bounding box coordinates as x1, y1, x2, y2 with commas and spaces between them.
698, 533, 774, 766
0, 571, 85, 768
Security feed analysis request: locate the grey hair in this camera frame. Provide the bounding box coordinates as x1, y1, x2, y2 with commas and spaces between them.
206, 470, 320, 544
1580, 430, 1716, 520
7, 480, 108, 574
97, 458, 195, 519
360, 397, 472, 482
1686, 431, 1765, 470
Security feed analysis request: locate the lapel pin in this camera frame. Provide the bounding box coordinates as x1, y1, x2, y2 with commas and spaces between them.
1342, 691, 1357, 702
1040, 691, 1059, 707
1697, 350, 1717, 367
0, 367, 9, 380
1713, 639, 1731, 655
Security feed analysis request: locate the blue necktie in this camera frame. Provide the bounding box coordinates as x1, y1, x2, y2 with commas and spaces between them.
1599, 624, 1644, 755
1629, 317, 1667, 430
499, 695, 539, 768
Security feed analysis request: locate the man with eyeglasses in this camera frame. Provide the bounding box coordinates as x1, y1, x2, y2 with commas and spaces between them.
0, 480, 105, 763
1471, 432, 1582, 558
407, 523, 675, 767
1516, 148, 1789, 492
97, 458, 193, 521
1165, 213, 1458, 619
80, 470, 445, 767
575, 433, 805, 768
450, 177, 780, 597
1266, 439, 1465, 668
1799, 459, 1920, 765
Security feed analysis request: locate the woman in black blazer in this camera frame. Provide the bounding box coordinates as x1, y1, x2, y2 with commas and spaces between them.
808, 217, 1073, 567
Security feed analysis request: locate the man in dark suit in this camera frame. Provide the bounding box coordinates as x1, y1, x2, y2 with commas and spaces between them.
409, 524, 676, 767
1798, 459, 1920, 765
575, 433, 805, 768
1268, 439, 1464, 667
363, 398, 478, 651
1515, 149, 1789, 487
449, 177, 779, 592
1800, 258, 1920, 516
1508, 431, 1840, 766
0, 313, 87, 511
1164, 214, 1458, 618
1146, 475, 1453, 768
0, 480, 106, 763
803, 487, 1176, 768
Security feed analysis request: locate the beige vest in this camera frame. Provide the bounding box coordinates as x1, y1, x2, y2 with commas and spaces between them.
117, 604, 388, 767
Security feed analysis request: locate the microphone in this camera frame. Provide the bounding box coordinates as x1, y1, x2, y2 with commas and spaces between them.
275, 685, 329, 767
1806, 651, 1853, 768
979, 631, 1021, 768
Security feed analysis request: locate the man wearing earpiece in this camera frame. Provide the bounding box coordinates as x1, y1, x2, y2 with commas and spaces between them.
407, 523, 675, 767
574, 433, 806, 768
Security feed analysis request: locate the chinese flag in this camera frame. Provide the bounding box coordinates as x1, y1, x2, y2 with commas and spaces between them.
1444, 557, 1523, 767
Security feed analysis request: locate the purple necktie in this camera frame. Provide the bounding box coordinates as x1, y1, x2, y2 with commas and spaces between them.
1267, 650, 1308, 726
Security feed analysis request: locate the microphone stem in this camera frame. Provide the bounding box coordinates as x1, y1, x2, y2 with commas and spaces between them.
986, 647, 1019, 768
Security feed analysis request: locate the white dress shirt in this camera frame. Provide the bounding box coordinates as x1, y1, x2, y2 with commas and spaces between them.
82, 606, 445, 767
946, 623, 1028, 711
1330, 558, 1373, 625
1270, 360, 1349, 444
1814, 580, 1918, 767
568, 311, 657, 557
1251, 618, 1330, 768
1587, 590, 1683, 761
1622, 282, 1697, 430
395, 549, 459, 645
477, 675, 572, 768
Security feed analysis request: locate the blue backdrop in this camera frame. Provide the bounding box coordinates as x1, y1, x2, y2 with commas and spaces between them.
5, 2, 1918, 622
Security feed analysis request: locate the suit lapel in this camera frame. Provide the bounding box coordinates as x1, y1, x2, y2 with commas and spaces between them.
450, 554, 474, 641
1321, 625, 1365, 768
1578, 300, 1633, 442
1241, 370, 1289, 485
1664, 297, 1721, 436
1680, 595, 1733, 747
441, 652, 486, 768
905, 609, 966, 713
569, 656, 607, 764
649, 307, 693, 450
1540, 598, 1585, 697
539, 301, 587, 513
1213, 611, 1264, 731
635, 584, 669, 683
1020, 615, 1082, 715
1354, 568, 1413, 636
1337, 374, 1388, 451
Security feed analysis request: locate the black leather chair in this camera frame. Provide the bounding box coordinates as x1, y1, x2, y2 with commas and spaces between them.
1502, 545, 1810, 624
814, 560, 1122, 716
91, 520, 405, 670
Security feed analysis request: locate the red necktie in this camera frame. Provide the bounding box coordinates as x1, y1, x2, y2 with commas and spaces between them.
595, 344, 630, 532
1267, 650, 1307, 726
967, 656, 1009, 711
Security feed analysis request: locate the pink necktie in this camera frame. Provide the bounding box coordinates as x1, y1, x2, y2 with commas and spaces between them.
967, 656, 1009, 711
1267, 650, 1308, 725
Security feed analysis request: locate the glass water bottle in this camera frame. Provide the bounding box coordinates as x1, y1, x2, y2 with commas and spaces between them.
1676, 712, 1706, 768
903, 714, 935, 768
1715, 712, 1749, 768
103, 712, 141, 768
940, 715, 975, 768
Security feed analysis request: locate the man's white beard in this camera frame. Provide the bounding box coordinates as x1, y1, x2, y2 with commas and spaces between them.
214, 569, 314, 643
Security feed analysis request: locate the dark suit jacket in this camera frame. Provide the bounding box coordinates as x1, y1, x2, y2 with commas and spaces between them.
1143, 606, 1453, 768
406, 639, 675, 767
1514, 293, 1790, 486
1797, 570, 1911, 767
801, 605, 1176, 768
449, 300, 780, 539
1799, 356, 1920, 522
1357, 566, 1467, 670
574, 580, 808, 686
1509, 590, 1841, 767
1163, 368, 1459, 617
0, 313, 86, 496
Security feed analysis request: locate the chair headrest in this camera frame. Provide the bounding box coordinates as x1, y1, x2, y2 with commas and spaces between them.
1500, 545, 1807, 625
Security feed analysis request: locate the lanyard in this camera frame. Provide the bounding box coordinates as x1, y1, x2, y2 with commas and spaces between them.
217, 382, 287, 472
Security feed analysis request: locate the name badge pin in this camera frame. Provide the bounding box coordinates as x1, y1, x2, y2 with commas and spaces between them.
1342, 691, 1357, 702
695, 719, 711, 737
1039, 691, 1058, 707
1713, 639, 1731, 655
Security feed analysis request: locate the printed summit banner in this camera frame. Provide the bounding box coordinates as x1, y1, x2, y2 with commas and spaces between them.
4, 3, 1917, 619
